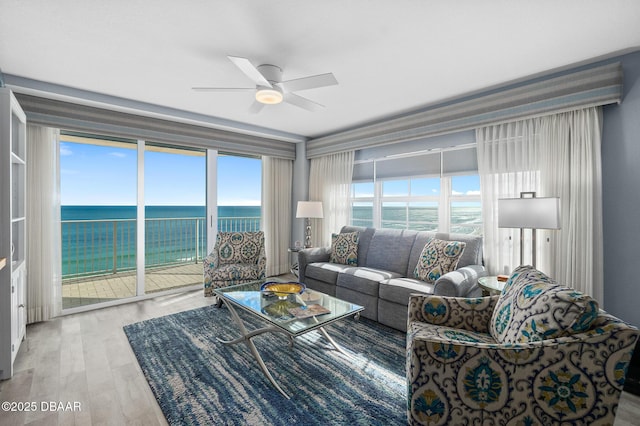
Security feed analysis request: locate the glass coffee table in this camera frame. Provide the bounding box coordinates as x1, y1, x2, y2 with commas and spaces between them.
213, 280, 364, 399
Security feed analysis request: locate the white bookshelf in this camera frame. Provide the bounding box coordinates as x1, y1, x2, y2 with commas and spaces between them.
0, 87, 27, 380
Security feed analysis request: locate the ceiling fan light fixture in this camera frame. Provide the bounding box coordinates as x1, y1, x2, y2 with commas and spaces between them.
255, 87, 283, 104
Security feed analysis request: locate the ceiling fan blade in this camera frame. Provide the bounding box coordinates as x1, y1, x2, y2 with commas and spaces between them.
228, 56, 272, 88
248, 101, 265, 114
280, 73, 338, 93
192, 87, 255, 92
284, 93, 324, 112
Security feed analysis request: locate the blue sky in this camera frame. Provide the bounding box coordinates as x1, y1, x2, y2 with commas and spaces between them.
60, 141, 262, 205
60, 139, 479, 206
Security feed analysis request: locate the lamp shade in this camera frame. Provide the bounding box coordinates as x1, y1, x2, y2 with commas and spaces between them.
498, 197, 561, 229
296, 201, 324, 219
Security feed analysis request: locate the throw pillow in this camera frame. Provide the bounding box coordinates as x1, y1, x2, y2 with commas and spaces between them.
217, 232, 263, 265
490, 265, 600, 344
414, 238, 466, 283
330, 232, 359, 265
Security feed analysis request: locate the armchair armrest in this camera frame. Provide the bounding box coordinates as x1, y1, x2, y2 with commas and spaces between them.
433, 264, 486, 297
297, 247, 330, 282
203, 250, 219, 284
408, 293, 499, 333
407, 310, 639, 425
257, 244, 266, 279
204, 250, 219, 267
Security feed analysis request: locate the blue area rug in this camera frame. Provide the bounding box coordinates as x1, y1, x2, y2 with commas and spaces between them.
123, 305, 406, 425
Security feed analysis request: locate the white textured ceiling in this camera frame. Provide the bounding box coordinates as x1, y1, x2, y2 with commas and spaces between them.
1, 0, 640, 141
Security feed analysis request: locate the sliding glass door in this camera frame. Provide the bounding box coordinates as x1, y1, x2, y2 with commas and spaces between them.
59, 134, 138, 309
144, 143, 206, 294
59, 135, 259, 312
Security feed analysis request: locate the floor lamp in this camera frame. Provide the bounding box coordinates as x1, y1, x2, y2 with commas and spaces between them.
296, 201, 324, 248
498, 192, 561, 268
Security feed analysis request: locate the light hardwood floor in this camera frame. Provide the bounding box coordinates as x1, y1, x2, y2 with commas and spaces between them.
1, 288, 640, 425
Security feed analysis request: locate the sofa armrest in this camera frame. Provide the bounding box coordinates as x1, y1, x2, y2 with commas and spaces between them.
408, 293, 499, 333
433, 264, 486, 297
297, 247, 330, 282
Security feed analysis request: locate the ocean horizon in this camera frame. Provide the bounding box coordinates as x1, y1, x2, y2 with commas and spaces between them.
61, 205, 261, 220
61, 205, 262, 278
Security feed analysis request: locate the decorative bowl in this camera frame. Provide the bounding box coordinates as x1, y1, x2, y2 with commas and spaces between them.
261, 281, 306, 299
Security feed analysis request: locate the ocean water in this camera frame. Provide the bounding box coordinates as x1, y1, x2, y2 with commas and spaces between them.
61, 205, 260, 278
61, 205, 261, 221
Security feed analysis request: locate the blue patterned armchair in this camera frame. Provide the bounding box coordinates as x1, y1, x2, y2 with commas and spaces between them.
203, 231, 266, 302
407, 265, 639, 425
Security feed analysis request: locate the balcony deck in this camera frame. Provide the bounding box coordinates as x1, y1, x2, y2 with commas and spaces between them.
62, 263, 203, 309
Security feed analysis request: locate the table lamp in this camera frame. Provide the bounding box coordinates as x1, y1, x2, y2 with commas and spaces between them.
498, 192, 560, 267
296, 201, 324, 248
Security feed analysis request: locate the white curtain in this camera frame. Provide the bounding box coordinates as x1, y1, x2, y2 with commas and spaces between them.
26, 125, 62, 322
477, 107, 603, 300
261, 156, 293, 276
308, 151, 354, 247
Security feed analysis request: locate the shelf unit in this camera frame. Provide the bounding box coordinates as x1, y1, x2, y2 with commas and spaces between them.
0, 87, 27, 380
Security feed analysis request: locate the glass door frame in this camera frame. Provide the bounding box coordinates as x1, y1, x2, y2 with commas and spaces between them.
61, 139, 215, 315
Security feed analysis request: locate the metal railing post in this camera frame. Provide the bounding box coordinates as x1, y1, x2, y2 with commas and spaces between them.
112, 221, 118, 274
195, 220, 199, 264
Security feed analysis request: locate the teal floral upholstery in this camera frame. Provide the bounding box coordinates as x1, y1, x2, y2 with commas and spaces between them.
414, 238, 466, 283
329, 231, 359, 265
490, 265, 600, 344
203, 231, 266, 297
407, 267, 639, 425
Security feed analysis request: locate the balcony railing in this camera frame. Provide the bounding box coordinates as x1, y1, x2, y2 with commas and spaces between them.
61, 216, 261, 280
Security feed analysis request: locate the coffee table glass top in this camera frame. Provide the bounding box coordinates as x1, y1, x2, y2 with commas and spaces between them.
214, 281, 364, 336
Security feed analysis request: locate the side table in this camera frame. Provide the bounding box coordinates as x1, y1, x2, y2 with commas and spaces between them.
478, 276, 505, 296
288, 247, 301, 277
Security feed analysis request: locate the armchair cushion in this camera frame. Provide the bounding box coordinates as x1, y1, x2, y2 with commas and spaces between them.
329, 231, 359, 265
407, 290, 639, 425
217, 231, 264, 265
206, 264, 263, 282
203, 231, 266, 297
490, 265, 600, 344
414, 238, 466, 283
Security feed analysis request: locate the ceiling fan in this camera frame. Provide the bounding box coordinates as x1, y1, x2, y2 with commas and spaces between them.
192, 56, 338, 113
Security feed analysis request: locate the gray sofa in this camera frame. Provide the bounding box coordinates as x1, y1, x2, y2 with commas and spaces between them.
298, 226, 485, 331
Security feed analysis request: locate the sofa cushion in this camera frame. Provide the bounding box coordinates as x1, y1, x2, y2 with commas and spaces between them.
336, 267, 402, 297
414, 238, 466, 283
365, 229, 417, 274
329, 231, 360, 265
490, 265, 600, 344
435, 232, 483, 268
305, 262, 353, 284
379, 278, 435, 305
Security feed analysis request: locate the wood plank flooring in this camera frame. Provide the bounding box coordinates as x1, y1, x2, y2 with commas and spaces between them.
62, 263, 203, 309
1, 287, 640, 425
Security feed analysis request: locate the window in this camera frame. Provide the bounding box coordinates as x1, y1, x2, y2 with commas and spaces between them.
217, 154, 262, 231
350, 147, 481, 234
379, 178, 440, 230
351, 181, 374, 227
450, 175, 482, 235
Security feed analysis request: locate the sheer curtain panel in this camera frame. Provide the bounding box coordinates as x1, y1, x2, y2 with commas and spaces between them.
26, 125, 62, 322
262, 156, 293, 276
477, 107, 603, 300
308, 151, 354, 247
